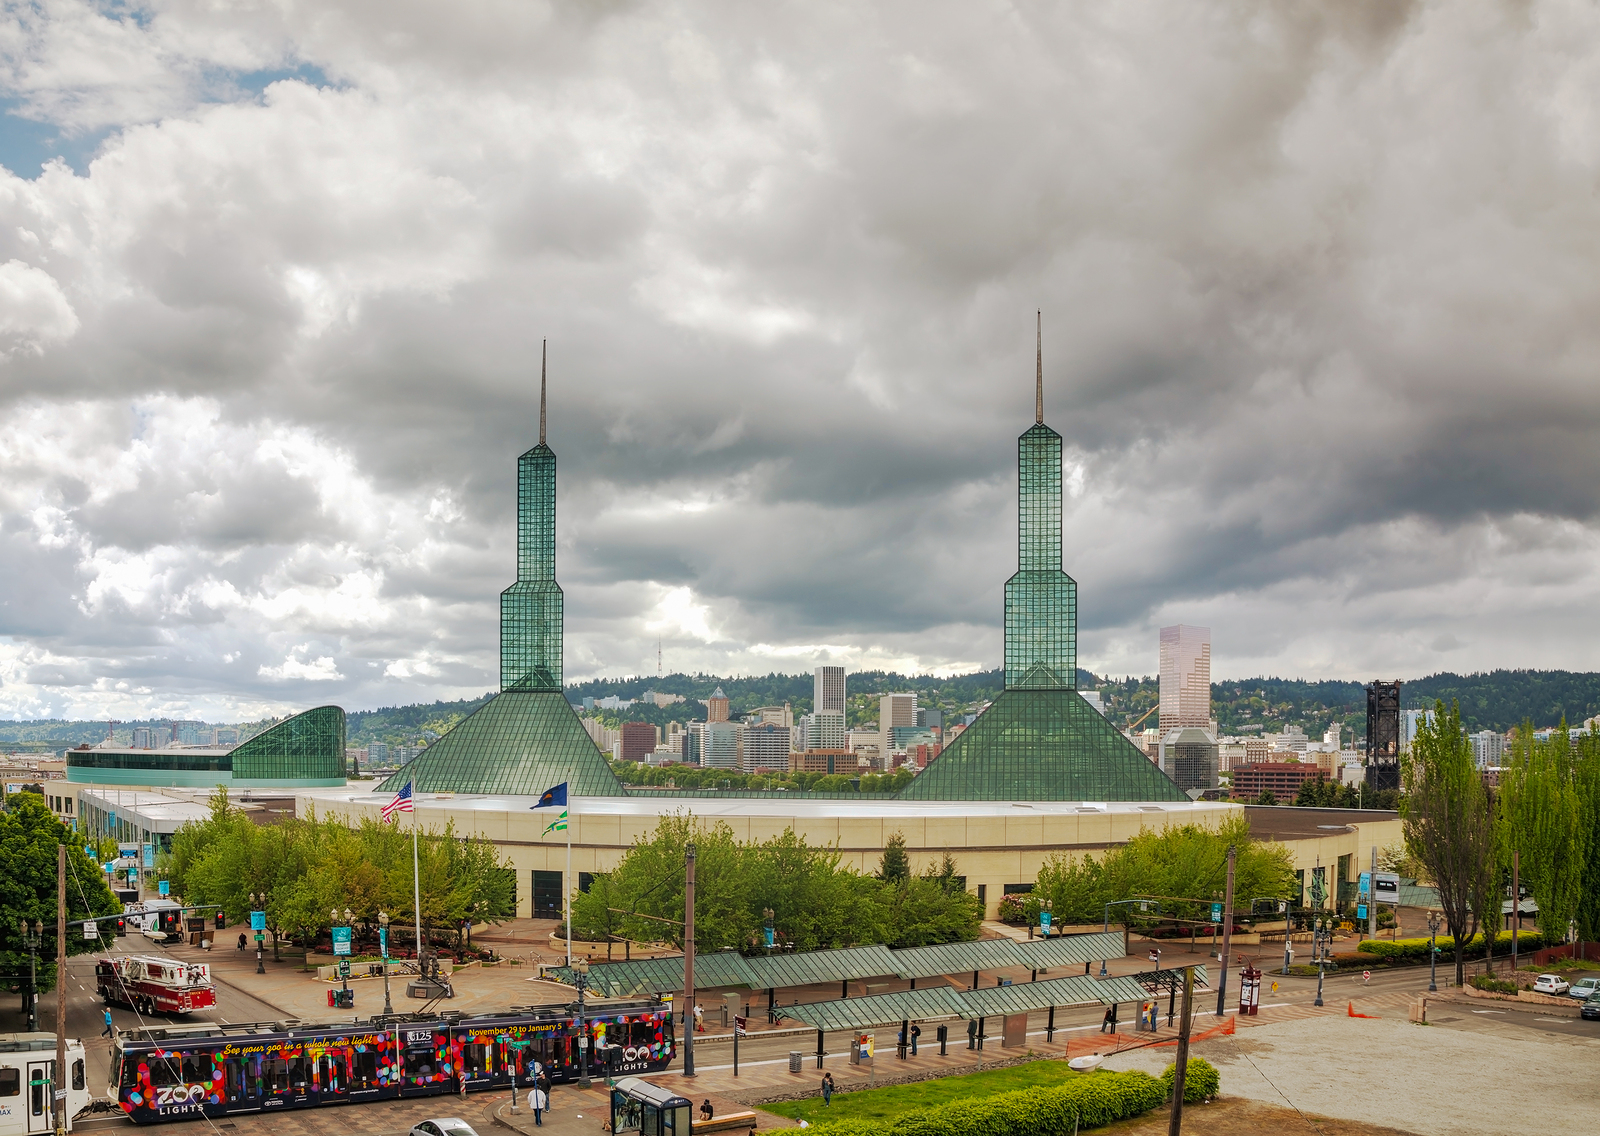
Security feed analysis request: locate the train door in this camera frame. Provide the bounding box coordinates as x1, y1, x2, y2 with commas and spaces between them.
398, 1029, 443, 1096
316, 1049, 347, 1101
25, 1061, 51, 1134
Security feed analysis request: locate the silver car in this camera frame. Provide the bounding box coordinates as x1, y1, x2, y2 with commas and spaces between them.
1566, 975, 1600, 1000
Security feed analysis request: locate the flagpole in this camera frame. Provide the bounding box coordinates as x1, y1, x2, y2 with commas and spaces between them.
412, 787, 424, 965
565, 763, 574, 969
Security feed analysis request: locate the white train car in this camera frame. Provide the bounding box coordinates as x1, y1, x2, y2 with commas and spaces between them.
0, 1034, 90, 1136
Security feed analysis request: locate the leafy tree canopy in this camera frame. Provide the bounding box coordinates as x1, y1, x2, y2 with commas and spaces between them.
0, 795, 120, 991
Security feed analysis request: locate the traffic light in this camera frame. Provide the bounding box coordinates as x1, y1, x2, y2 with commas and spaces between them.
158, 910, 181, 934
214, 910, 227, 930
114, 917, 127, 936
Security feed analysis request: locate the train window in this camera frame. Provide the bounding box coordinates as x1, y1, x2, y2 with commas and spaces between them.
181, 1054, 203, 1085
355, 1050, 378, 1086
264, 1057, 289, 1094
225, 1059, 242, 1098
0, 1068, 17, 1096
149, 1058, 178, 1088
31, 1081, 44, 1117
72, 1060, 85, 1091
289, 1055, 307, 1090
631, 1019, 657, 1048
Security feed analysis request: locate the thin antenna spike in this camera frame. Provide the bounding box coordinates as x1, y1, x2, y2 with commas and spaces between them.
539, 339, 548, 445
1035, 310, 1044, 424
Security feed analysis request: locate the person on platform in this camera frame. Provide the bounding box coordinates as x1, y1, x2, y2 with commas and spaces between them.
700, 1100, 714, 1121
821, 1072, 835, 1106
909, 1023, 921, 1056
529, 1085, 547, 1127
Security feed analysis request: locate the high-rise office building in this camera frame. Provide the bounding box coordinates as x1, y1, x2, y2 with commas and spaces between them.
1158, 625, 1211, 730
620, 722, 657, 763
703, 720, 741, 769
806, 710, 847, 750
742, 723, 791, 773
879, 693, 916, 757
814, 666, 846, 714
706, 687, 730, 723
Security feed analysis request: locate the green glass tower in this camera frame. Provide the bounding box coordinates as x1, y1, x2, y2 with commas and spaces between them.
900, 317, 1188, 802
1004, 318, 1077, 689
379, 345, 623, 798
500, 352, 563, 692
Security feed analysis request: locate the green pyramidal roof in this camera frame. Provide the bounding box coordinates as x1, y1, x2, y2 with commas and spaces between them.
897, 686, 1190, 802
376, 691, 624, 797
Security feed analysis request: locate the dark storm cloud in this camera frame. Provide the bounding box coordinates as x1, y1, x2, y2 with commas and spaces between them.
1, 0, 1598, 718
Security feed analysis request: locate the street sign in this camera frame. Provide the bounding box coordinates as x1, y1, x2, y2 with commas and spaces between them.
1210, 903, 1223, 924
250, 911, 266, 931
332, 926, 353, 956
734, 1015, 747, 1036
338, 958, 350, 977
82, 921, 97, 940
158, 880, 169, 896
1373, 872, 1401, 902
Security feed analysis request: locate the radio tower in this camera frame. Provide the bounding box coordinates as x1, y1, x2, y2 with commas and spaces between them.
658, 636, 662, 679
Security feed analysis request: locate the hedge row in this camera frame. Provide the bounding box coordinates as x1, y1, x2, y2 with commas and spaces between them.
1356, 931, 1545, 963
807, 1069, 1170, 1136
1161, 1057, 1220, 1104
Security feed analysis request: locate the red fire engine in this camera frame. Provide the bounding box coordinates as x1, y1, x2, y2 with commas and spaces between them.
96, 956, 217, 1016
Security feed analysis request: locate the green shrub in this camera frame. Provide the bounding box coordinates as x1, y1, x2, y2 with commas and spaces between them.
1354, 931, 1545, 965
1469, 975, 1517, 994
810, 1070, 1169, 1136
1161, 1057, 1219, 1103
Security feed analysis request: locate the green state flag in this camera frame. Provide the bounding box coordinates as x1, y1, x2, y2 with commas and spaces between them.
543, 809, 568, 836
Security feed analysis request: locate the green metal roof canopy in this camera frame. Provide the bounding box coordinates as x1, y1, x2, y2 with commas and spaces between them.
1012, 931, 1128, 970
888, 938, 1029, 979
740, 945, 901, 990
959, 974, 1151, 1018
777, 988, 967, 1033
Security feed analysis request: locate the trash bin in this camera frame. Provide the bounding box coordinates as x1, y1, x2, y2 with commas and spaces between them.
788, 1051, 803, 1074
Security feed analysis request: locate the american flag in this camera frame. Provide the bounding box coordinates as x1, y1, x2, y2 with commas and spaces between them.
381, 782, 414, 822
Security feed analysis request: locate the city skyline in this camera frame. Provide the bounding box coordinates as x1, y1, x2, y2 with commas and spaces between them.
4, 6, 1600, 720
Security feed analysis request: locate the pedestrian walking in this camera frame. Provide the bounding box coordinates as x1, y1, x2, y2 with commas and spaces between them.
529, 1086, 547, 1127
101, 1009, 114, 1038
237, 932, 246, 951
909, 1023, 920, 1056
537, 1068, 551, 1107
694, 1004, 704, 1033
821, 1072, 835, 1106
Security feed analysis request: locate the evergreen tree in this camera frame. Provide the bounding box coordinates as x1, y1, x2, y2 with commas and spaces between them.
878, 832, 911, 883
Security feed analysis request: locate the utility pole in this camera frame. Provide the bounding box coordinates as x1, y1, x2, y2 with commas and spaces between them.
1167, 965, 1196, 1136
682, 843, 696, 1078
1215, 845, 1236, 1016
1367, 845, 1377, 941
55, 844, 67, 1136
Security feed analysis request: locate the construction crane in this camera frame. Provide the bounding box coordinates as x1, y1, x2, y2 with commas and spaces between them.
1126, 705, 1158, 732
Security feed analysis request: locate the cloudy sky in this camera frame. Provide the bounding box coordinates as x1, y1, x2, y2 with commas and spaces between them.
2, 1, 1599, 722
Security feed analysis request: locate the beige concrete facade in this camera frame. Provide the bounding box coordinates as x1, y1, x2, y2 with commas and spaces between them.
68, 778, 1401, 921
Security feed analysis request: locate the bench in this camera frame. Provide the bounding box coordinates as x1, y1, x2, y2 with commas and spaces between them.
693, 1110, 758, 1134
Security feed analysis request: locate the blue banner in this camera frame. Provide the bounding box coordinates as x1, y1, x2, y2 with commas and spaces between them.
250, 910, 266, 931
332, 925, 353, 956
158, 880, 169, 896
143, 844, 155, 867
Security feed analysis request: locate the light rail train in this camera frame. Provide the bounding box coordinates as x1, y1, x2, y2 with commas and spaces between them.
0, 1034, 91, 1136
110, 1001, 674, 1124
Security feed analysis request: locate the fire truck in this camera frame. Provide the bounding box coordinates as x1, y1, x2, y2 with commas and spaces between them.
95, 956, 216, 1016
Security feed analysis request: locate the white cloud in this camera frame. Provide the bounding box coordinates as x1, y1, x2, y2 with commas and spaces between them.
1, 1, 1600, 721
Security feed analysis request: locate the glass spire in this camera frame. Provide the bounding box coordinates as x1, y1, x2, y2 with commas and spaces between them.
1003, 316, 1076, 689
500, 343, 563, 692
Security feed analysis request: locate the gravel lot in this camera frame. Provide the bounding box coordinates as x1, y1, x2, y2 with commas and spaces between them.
1101, 1013, 1600, 1136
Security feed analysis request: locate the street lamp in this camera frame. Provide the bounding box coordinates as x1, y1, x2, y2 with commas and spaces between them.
18, 919, 42, 1031
572, 956, 593, 1088
1313, 918, 1327, 1008
249, 893, 265, 974
1427, 910, 1442, 993
378, 910, 394, 1015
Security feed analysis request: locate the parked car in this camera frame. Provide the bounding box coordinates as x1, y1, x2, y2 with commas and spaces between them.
1532, 974, 1570, 995
1566, 975, 1600, 1000
1581, 994, 1600, 1022
411, 1120, 481, 1136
